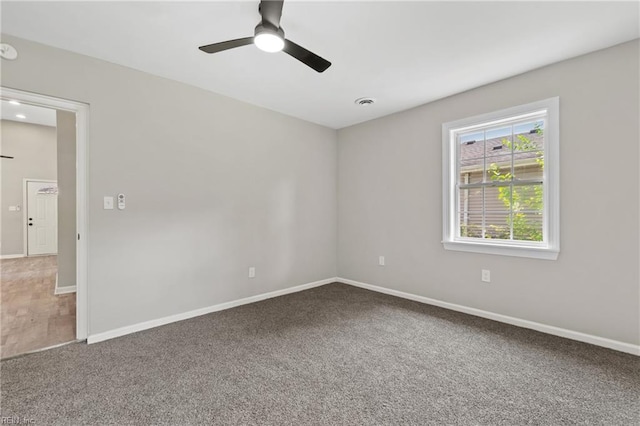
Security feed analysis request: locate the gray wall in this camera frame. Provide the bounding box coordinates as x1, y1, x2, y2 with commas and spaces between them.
56, 110, 76, 288
3, 33, 637, 347
0, 120, 57, 256
338, 40, 640, 345
1, 34, 338, 335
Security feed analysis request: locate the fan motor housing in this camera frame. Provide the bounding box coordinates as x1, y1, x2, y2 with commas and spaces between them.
254, 23, 284, 39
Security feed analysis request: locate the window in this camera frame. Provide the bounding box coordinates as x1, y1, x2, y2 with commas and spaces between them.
442, 98, 559, 260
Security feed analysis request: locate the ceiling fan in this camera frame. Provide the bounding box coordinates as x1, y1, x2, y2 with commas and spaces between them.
198, 0, 331, 73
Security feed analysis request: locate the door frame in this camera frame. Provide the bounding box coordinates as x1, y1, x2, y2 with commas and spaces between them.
2, 87, 89, 341
23, 178, 58, 256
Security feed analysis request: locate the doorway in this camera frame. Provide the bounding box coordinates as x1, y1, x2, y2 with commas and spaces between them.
0, 87, 88, 358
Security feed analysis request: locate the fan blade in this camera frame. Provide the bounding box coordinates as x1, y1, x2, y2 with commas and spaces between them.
199, 37, 254, 54
283, 39, 331, 73
259, 0, 284, 29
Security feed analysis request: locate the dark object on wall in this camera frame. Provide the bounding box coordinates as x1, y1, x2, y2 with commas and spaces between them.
1, 155, 14, 159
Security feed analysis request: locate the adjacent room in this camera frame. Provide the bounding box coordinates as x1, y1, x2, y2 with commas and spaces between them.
1, 1, 638, 424
1, 101, 78, 358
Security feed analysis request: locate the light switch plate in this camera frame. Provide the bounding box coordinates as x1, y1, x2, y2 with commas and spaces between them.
103, 196, 114, 210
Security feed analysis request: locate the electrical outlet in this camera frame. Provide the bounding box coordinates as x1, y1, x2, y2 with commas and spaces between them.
248, 267, 256, 278
379, 256, 385, 266
481, 269, 491, 283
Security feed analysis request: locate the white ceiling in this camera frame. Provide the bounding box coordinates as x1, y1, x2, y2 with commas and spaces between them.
1, 100, 57, 127
1, 1, 638, 129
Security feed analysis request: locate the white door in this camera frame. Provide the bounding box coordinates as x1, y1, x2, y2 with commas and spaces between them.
27, 180, 58, 255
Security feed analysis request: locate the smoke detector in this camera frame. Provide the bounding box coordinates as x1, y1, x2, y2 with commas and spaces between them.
0, 43, 18, 60
354, 97, 375, 106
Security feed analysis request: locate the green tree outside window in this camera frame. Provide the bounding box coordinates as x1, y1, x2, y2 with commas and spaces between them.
486, 125, 543, 241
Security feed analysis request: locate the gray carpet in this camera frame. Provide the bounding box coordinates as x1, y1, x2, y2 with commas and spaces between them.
1, 283, 638, 425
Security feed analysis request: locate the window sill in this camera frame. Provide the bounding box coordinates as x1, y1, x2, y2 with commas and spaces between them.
443, 240, 559, 260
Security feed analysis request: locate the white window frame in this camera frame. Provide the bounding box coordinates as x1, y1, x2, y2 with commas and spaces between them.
442, 97, 560, 260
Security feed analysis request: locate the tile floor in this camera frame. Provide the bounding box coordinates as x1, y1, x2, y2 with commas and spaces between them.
1, 255, 76, 359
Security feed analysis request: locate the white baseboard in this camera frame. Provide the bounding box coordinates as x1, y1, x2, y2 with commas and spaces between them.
55, 285, 76, 295
337, 277, 640, 356
0, 254, 25, 259
86, 276, 640, 356
87, 277, 338, 344
53, 272, 76, 295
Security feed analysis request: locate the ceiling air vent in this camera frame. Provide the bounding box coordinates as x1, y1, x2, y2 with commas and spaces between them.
0, 43, 18, 60
354, 97, 375, 106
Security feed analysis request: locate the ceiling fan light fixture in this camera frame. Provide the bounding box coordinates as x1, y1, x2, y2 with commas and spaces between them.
254, 25, 284, 53
198, 0, 331, 73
